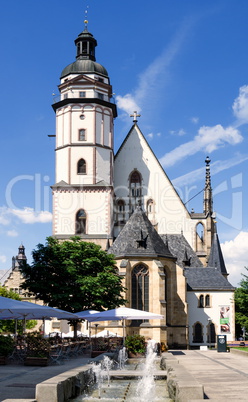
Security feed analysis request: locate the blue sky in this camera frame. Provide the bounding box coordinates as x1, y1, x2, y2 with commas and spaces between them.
0, 0, 248, 287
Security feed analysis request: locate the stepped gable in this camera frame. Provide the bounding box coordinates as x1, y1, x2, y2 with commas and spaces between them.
161, 234, 203, 268
109, 207, 174, 259
184, 267, 234, 291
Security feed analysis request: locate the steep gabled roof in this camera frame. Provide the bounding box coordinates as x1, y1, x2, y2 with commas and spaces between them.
114, 123, 191, 217
109, 207, 174, 259
184, 267, 234, 291
160, 234, 203, 268
207, 227, 228, 276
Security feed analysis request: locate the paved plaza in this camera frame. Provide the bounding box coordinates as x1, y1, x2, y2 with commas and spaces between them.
0, 349, 247, 401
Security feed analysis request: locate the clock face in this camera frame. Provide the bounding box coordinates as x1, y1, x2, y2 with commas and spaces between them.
80, 114, 85, 120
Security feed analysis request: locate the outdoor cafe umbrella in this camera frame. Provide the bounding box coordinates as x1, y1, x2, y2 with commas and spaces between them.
76, 310, 100, 338
86, 307, 164, 341
0, 296, 80, 332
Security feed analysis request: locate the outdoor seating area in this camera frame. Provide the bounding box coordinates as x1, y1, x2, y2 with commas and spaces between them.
3, 334, 123, 366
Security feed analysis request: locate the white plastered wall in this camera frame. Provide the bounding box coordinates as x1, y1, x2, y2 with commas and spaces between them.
53, 189, 111, 236
187, 290, 235, 344
114, 126, 197, 247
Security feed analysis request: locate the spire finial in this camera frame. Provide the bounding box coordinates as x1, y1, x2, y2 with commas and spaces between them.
203, 156, 213, 214
84, 5, 89, 29
130, 111, 141, 123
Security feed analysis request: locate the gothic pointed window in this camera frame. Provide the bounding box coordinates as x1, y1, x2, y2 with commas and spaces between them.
75, 209, 86, 234
129, 170, 142, 214
131, 264, 149, 312
77, 159, 86, 174
115, 199, 125, 224
196, 222, 204, 252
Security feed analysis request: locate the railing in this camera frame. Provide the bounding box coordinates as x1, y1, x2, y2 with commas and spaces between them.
53, 94, 116, 104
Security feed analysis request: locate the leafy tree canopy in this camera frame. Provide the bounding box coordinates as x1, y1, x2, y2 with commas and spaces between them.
235, 267, 248, 337
20, 236, 126, 313
0, 287, 36, 334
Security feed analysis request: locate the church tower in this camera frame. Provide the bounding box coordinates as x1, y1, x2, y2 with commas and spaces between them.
51, 23, 117, 247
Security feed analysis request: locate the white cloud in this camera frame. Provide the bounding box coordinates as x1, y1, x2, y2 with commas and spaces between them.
221, 231, 248, 287
147, 133, 154, 139
173, 154, 248, 187
0, 207, 10, 225
160, 124, 243, 168
191, 117, 199, 124
7, 229, 18, 237
0, 255, 7, 263
0, 206, 52, 225
115, 94, 140, 115
232, 85, 248, 122
10, 207, 52, 224
116, 20, 191, 117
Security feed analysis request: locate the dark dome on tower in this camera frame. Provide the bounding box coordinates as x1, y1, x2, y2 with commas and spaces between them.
60, 29, 108, 78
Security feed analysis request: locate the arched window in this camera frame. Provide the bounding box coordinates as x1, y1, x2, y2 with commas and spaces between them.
146, 198, 154, 214
75, 209, 86, 234
77, 159, 86, 174
205, 294, 210, 307
115, 199, 125, 224
196, 222, 204, 251
193, 322, 203, 343
132, 264, 149, 312
129, 170, 142, 214
199, 295, 204, 308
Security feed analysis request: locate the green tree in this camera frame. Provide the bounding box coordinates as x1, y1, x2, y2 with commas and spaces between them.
0, 287, 36, 334
235, 267, 248, 339
20, 237, 126, 313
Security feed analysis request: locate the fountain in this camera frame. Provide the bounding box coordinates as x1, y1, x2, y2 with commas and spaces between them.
118, 346, 127, 370
72, 343, 171, 401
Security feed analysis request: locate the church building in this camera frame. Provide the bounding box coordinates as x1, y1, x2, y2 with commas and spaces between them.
5, 23, 234, 348
50, 24, 235, 348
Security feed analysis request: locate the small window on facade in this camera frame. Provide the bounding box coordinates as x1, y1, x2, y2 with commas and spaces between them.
79, 129, 86, 141
77, 159, 86, 174
64, 93, 68, 99
79, 91, 86, 98
98, 93, 104, 100
199, 295, 204, 308
98, 78, 104, 83
75, 209, 86, 234
146, 199, 154, 214
205, 294, 210, 307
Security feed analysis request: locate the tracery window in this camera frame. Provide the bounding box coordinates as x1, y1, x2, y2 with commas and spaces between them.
129, 170, 142, 214
131, 264, 149, 312
115, 199, 125, 224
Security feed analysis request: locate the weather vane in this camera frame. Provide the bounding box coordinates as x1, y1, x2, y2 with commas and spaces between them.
84, 5, 89, 29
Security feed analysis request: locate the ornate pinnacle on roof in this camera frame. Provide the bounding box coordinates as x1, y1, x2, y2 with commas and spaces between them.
203, 156, 213, 215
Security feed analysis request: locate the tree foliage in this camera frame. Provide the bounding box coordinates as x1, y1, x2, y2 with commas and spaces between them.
20, 237, 126, 313
0, 287, 36, 334
235, 267, 248, 337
